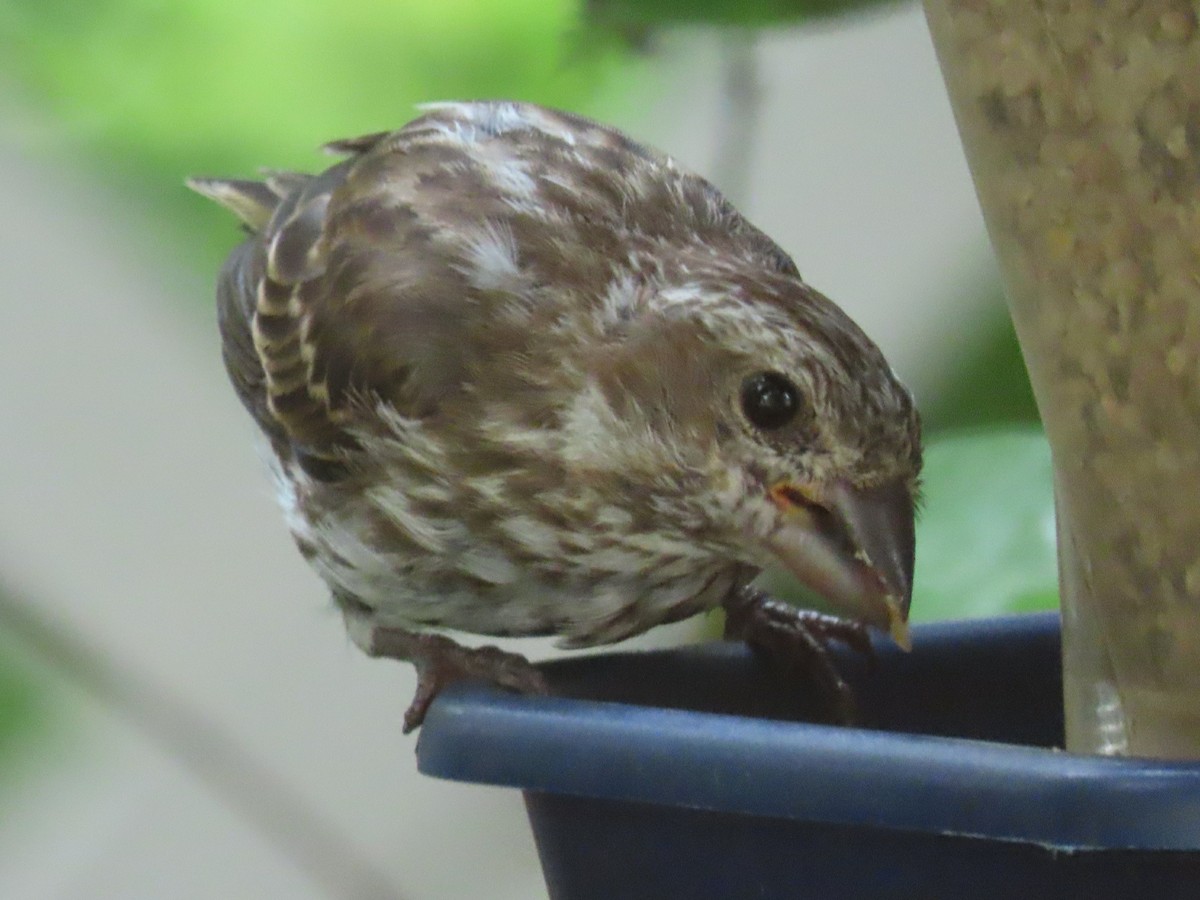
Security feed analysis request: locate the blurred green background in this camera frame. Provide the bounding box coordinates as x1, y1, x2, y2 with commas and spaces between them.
0, 0, 1053, 894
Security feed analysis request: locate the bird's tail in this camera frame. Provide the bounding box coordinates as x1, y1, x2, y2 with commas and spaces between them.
184, 172, 310, 233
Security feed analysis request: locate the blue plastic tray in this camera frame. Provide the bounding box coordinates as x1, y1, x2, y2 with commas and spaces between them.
418, 614, 1200, 898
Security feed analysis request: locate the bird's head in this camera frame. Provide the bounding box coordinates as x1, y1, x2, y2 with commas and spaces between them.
567, 265, 922, 645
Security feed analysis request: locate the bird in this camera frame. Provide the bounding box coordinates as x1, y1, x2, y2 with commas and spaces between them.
189, 101, 921, 732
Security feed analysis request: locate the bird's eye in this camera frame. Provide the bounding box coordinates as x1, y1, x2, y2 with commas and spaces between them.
740, 371, 801, 430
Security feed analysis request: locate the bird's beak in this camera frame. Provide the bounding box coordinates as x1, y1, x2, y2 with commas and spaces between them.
765, 478, 915, 650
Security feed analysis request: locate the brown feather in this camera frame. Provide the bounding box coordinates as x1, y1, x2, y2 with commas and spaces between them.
191, 101, 921, 651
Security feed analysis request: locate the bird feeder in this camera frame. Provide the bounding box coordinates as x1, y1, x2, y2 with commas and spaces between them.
922, 0, 1200, 757
418, 616, 1200, 898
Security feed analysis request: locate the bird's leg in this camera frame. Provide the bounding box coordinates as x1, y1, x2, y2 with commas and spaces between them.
367, 628, 550, 733
722, 585, 875, 724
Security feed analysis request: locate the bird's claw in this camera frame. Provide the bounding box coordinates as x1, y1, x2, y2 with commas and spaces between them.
399, 634, 549, 733
723, 586, 874, 724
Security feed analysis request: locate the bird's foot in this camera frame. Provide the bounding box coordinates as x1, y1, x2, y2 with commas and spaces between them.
722, 586, 874, 724
368, 629, 549, 733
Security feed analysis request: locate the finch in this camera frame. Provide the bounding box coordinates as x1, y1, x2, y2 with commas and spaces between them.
190, 101, 921, 731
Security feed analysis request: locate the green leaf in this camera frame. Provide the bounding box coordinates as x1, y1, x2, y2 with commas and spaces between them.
586, 0, 906, 29
0, 631, 54, 804
1, 0, 643, 283
910, 427, 1058, 621
921, 291, 1041, 432
0, 655, 46, 771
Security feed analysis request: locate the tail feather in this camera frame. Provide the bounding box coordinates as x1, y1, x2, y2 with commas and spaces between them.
260, 169, 312, 200
185, 176, 280, 231
321, 131, 390, 156
191, 162, 352, 464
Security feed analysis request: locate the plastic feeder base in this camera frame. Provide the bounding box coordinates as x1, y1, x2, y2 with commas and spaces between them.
527, 793, 1200, 900
417, 614, 1200, 899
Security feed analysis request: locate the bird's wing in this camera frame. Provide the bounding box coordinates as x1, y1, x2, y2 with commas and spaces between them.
191, 158, 364, 476
190, 112, 524, 476
190, 101, 804, 479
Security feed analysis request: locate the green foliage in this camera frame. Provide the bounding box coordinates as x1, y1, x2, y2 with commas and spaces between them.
586, 0, 906, 29
922, 293, 1042, 432
910, 427, 1057, 620
908, 282, 1054, 620
3, 0, 628, 164
0, 0, 639, 274
0, 647, 50, 797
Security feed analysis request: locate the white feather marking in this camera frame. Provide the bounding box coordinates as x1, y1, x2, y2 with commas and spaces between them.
595, 273, 641, 331
418, 115, 479, 145
528, 108, 577, 146
540, 172, 578, 194
415, 100, 464, 114
458, 221, 526, 292
311, 515, 408, 596
367, 484, 456, 554
657, 283, 721, 311
342, 614, 377, 654
264, 449, 309, 536
497, 515, 563, 558
619, 532, 710, 559
577, 546, 648, 574
464, 473, 511, 506
558, 381, 680, 473
479, 102, 536, 135
456, 547, 519, 585
405, 481, 454, 504
593, 505, 633, 530
646, 555, 705, 581
558, 381, 622, 465
558, 584, 631, 644
365, 405, 447, 473
475, 416, 558, 454
419, 101, 533, 137
479, 155, 538, 198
